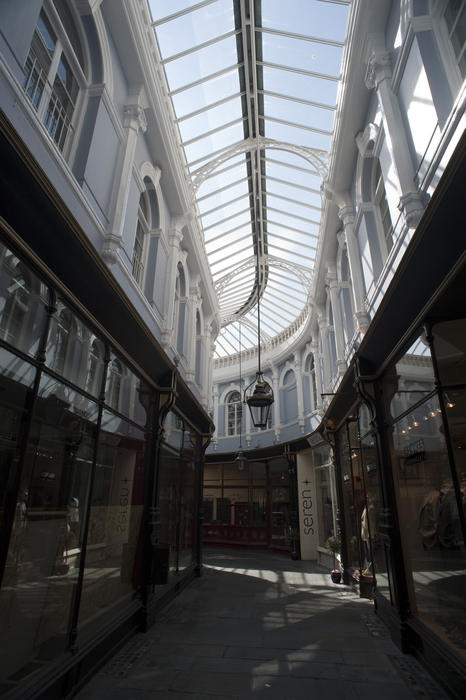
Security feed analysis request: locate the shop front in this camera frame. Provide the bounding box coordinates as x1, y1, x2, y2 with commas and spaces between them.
323, 135, 466, 699
0, 130, 213, 698
203, 456, 296, 553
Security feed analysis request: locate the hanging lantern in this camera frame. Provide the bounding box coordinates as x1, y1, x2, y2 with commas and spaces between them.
234, 448, 246, 471
244, 371, 274, 429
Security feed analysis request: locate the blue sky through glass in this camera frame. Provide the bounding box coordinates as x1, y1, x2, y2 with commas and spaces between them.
148, 0, 350, 358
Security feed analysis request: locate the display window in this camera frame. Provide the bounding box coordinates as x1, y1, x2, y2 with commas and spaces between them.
0, 373, 97, 684
386, 327, 466, 658
0, 243, 47, 358
202, 457, 291, 550
78, 411, 147, 631
156, 412, 200, 580
314, 444, 336, 548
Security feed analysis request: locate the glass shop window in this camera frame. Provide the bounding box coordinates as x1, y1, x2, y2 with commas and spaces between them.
338, 420, 365, 576
359, 411, 390, 599
432, 316, 466, 493
0, 243, 47, 356
78, 411, 146, 632
314, 445, 336, 548
104, 352, 149, 427
0, 373, 97, 684
46, 297, 105, 397
178, 428, 198, 571
392, 390, 466, 659
384, 323, 466, 658
385, 332, 435, 421
0, 346, 36, 536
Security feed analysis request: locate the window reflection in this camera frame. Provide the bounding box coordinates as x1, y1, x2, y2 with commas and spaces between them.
46, 298, 105, 397
0, 375, 96, 684
0, 244, 47, 356
78, 412, 146, 632
393, 395, 466, 658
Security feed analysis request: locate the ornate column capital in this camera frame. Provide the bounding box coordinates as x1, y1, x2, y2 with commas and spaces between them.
123, 103, 147, 133
398, 190, 425, 229
365, 49, 392, 90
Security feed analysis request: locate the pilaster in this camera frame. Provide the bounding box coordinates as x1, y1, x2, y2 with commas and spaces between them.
161, 216, 184, 349
102, 89, 148, 263
326, 266, 347, 377
364, 35, 424, 229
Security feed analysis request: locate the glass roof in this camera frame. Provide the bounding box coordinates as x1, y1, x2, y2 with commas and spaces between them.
148, 0, 351, 359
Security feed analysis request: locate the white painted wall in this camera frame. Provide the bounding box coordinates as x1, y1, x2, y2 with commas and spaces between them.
296, 450, 318, 560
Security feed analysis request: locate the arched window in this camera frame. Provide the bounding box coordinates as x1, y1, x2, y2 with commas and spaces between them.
86, 338, 104, 397
226, 391, 242, 436
23, 5, 85, 154
52, 309, 75, 376
373, 160, 393, 255
195, 310, 202, 386
309, 355, 318, 410
0, 261, 31, 348
441, 1, 466, 81
106, 357, 123, 411
132, 191, 149, 286
175, 263, 186, 357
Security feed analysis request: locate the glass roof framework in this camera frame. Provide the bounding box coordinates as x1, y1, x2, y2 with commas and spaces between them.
149, 0, 351, 359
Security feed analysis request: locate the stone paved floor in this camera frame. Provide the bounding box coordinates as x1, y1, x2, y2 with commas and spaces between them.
73, 547, 449, 700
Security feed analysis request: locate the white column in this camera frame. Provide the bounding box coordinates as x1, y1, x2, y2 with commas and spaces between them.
318, 311, 331, 393
185, 279, 200, 384
323, 184, 370, 333
202, 329, 215, 408
310, 340, 323, 411
365, 36, 424, 228
326, 266, 346, 376
102, 91, 147, 262
161, 217, 184, 349
212, 386, 219, 446
294, 356, 305, 433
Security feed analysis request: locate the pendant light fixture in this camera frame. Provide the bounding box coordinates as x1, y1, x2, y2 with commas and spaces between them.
244, 174, 274, 429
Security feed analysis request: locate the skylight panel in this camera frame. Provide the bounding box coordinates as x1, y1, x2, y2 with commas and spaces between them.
163, 35, 238, 91
262, 0, 349, 43
266, 220, 318, 244
177, 97, 244, 144
264, 159, 322, 191
266, 179, 321, 209
171, 67, 240, 116
183, 120, 245, 163
202, 207, 251, 234
264, 120, 331, 152
201, 195, 250, 228
197, 178, 249, 212
263, 94, 335, 134
149, 1, 211, 23
261, 31, 343, 77
266, 192, 321, 218
154, 0, 234, 57
262, 65, 338, 107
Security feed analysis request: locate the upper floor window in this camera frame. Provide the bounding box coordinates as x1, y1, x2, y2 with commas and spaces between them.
132, 192, 149, 286
305, 354, 318, 410
23, 6, 84, 154
443, 1, 466, 80
227, 391, 242, 436
106, 357, 123, 412
373, 160, 393, 255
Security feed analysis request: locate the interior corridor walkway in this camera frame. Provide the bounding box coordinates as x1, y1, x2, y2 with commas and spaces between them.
74, 548, 449, 700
